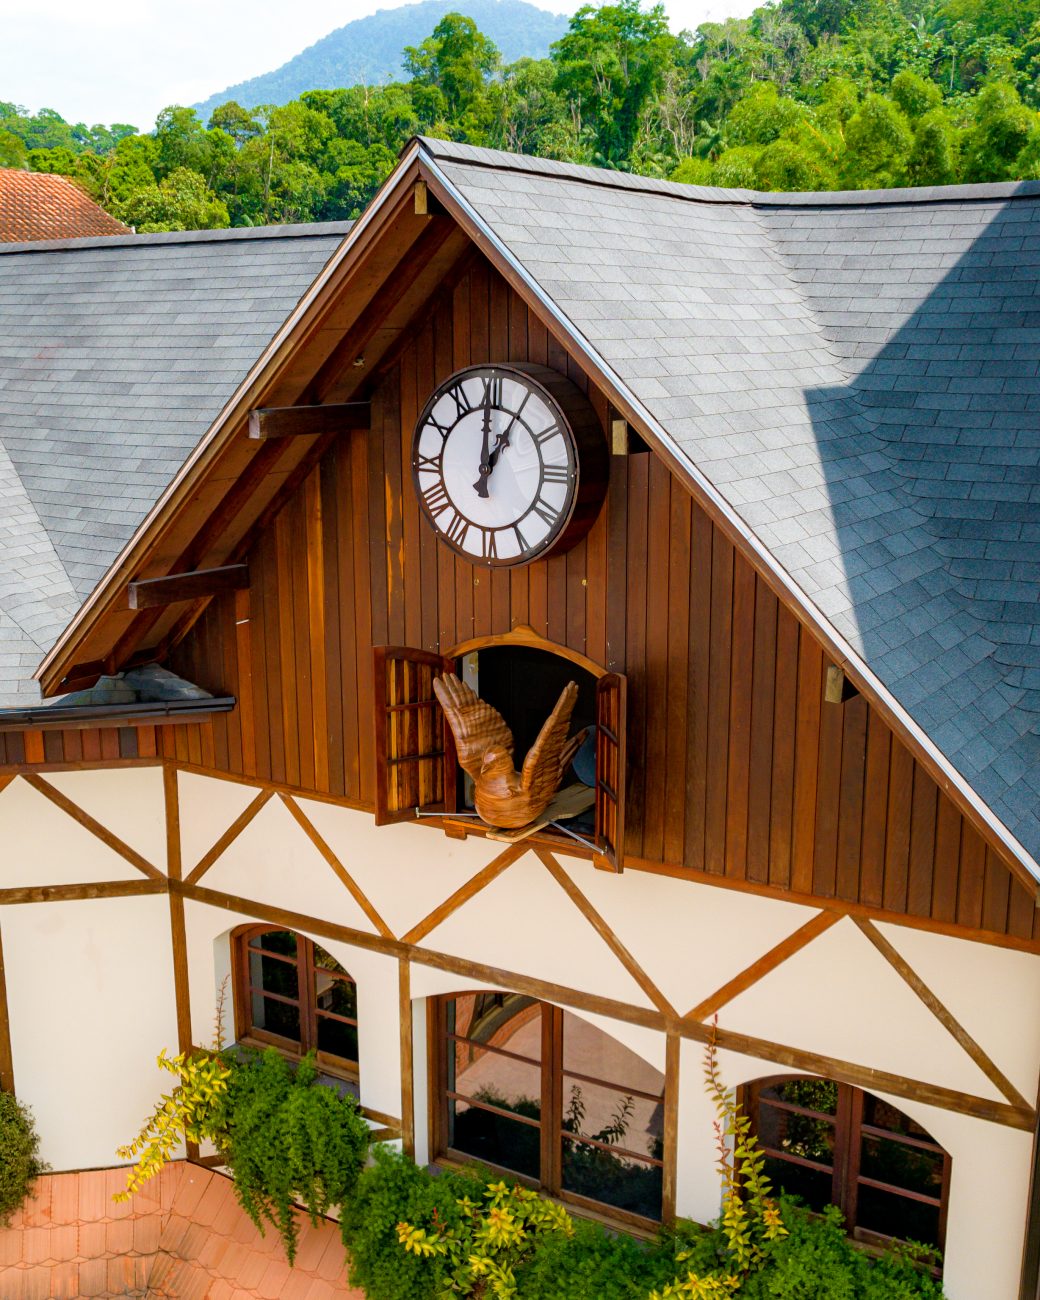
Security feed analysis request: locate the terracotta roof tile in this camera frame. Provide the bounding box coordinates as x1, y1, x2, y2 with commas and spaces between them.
0, 1163, 365, 1296
0, 169, 128, 242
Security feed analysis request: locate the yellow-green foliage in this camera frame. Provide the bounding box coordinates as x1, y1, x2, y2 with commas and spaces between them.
398, 1179, 574, 1298
115, 1047, 232, 1199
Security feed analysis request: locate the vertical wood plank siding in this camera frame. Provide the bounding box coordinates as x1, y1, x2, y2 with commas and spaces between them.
2, 258, 1032, 946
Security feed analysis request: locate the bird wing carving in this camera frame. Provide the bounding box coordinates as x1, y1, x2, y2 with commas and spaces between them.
520, 681, 580, 806
433, 673, 513, 781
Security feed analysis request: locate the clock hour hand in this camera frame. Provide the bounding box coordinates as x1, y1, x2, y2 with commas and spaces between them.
474, 390, 494, 499
475, 392, 529, 491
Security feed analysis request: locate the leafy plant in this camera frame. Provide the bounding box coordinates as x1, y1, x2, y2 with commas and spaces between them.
398, 1177, 574, 1298
222, 1047, 369, 1263
0, 1091, 47, 1225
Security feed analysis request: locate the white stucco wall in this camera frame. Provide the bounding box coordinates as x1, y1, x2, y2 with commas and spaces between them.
1, 892, 178, 1171
2, 765, 1038, 1298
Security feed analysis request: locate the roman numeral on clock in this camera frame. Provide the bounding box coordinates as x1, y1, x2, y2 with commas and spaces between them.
542, 463, 570, 485
422, 480, 451, 517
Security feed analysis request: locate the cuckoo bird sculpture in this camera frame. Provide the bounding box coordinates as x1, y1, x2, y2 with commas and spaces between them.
432, 673, 587, 829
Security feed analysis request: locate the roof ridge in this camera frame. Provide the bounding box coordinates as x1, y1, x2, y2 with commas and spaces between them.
0, 219, 354, 256
417, 136, 1040, 209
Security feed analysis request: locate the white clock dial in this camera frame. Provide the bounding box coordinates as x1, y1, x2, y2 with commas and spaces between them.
412, 365, 580, 566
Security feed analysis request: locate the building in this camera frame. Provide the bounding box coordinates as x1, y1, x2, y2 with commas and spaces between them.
1, 142, 1040, 1300
0, 168, 129, 242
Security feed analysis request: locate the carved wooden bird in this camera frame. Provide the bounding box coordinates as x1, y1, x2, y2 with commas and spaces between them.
432, 673, 587, 829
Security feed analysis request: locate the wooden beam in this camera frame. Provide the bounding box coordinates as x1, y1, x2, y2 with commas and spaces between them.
661, 1031, 680, 1223
399, 957, 415, 1158
684, 910, 841, 1022
538, 850, 678, 1019
401, 843, 528, 944
247, 402, 370, 441
854, 917, 1031, 1111
127, 563, 249, 611
280, 794, 394, 939
0, 921, 14, 1093
183, 788, 274, 885
0, 879, 166, 905
824, 665, 859, 705
23, 774, 164, 881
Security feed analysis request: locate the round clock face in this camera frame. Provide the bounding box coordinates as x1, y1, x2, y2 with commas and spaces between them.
412, 365, 579, 565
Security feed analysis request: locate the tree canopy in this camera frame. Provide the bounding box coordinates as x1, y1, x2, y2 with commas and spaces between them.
4, 0, 1040, 232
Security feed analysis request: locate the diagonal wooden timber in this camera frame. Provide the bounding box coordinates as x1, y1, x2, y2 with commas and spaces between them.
127, 563, 249, 610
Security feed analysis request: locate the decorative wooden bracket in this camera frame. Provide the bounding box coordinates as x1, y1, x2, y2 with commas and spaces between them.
825, 664, 860, 704
127, 563, 249, 610
413, 179, 448, 218
247, 402, 371, 441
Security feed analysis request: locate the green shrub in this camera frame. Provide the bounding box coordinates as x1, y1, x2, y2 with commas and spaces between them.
516, 1218, 686, 1298
341, 1146, 488, 1300
0, 1091, 47, 1225
223, 1048, 369, 1264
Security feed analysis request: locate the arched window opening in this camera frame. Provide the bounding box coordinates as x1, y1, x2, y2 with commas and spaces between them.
432, 991, 665, 1226
232, 926, 359, 1080
744, 1077, 950, 1257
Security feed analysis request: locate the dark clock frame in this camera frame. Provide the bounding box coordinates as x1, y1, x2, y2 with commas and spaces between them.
411, 362, 609, 568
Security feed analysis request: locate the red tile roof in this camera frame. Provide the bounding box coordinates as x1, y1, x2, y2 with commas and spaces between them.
0, 1163, 365, 1298
0, 169, 129, 242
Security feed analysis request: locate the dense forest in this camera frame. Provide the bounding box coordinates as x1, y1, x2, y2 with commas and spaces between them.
3, 0, 1040, 231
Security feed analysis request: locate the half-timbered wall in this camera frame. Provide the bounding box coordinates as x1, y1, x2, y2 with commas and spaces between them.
149, 256, 1038, 948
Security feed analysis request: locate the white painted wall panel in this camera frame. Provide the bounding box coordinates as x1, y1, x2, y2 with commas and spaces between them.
42, 767, 167, 872
0, 778, 142, 886
1, 894, 177, 1171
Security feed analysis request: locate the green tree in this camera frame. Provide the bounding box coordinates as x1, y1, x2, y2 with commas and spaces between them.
841, 91, 914, 187
404, 13, 500, 124
0, 131, 27, 167
962, 81, 1039, 180
908, 107, 960, 184
116, 167, 230, 232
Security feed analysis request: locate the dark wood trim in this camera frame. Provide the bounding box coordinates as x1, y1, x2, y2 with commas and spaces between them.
400, 957, 415, 1157
0, 921, 14, 1093
169, 889, 192, 1056
22, 773, 164, 880
537, 849, 675, 1017
127, 564, 249, 610
684, 910, 841, 1022
854, 917, 1031, 1111
183, 788, 274, 885
401, 843, 528, 944
171, 878, 1033, 1131
248, 403, 371, 440
164, 765, 182, 883
661, 1030, 680, 1223
279, 793, 394, 939
0, 879, 166, 905
1019, 1071, 1040, 1299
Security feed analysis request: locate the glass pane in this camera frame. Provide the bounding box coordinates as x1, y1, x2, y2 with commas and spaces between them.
861, 1135, 944, 1199
317, 1014, 359, 1064
756, 1101, 835, 1168
450, 1044, 542, 1120
315, 972, 357, 1020
313, 944, 349, 975
249, 949, 299, 999
561, 1077, 663, 1163
249, 930, 297, 957
856, 1184, 941, 1248
763, 1155, 834, 1215
449, 993, 541, 1060
862, 1094, 935, 1144
250, 993, 300, 1044
448, 1100, 541, 1179
561, 1011, 664, 1100
562, 1136, 662, 1219
761, 1078, 839, 1117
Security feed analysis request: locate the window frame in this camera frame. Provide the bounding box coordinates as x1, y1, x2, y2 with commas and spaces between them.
429, 992, 667, 1232
742, 1075, 951, 1260
232, 924, 360, 1083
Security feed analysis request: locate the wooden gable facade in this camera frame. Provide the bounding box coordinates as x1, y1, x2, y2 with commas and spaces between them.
5, 245, 1034, 950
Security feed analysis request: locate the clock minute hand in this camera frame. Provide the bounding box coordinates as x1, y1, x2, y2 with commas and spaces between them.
481, 392, 530, 483
474, 391, 494, 499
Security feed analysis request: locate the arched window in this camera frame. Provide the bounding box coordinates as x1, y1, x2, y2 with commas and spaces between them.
743, 1077, 951, 1255
431, 991, 666, 1226
232, 926, 359, 1079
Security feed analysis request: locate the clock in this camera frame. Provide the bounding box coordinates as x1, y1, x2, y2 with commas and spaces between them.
411, 363, 608, 566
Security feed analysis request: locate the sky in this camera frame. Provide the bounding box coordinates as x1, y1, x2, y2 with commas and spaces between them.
0, 0, 759, 132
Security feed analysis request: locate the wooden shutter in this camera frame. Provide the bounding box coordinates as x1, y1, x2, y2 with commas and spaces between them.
374, 646, 457, 825
593, 672, 627, 872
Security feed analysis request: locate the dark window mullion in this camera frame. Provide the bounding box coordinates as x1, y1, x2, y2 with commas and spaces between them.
542, 1004, 561, 1194
299, 937, 318, 1055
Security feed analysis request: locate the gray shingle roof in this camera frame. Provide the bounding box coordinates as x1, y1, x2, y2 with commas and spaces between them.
0, 222, 349, 706
421, 139, 1040, 866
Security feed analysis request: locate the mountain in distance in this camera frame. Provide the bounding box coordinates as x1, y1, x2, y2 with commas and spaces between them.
193, 0, 571, 122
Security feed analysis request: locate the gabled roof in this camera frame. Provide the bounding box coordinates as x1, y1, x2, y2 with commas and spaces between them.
0, 222, 351, 705
21, 138, 1040, 889
0, 168, 129, 241
418, 141, 1040, 877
